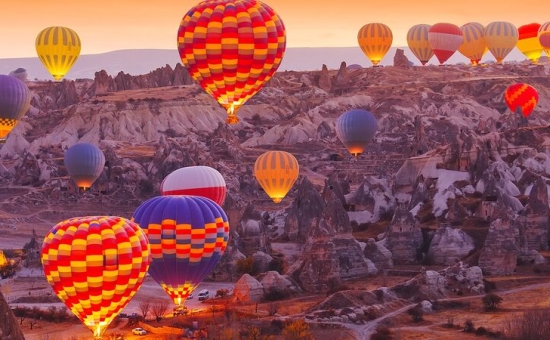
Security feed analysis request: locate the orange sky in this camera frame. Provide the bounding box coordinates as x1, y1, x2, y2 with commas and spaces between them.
0, 0, 549, 58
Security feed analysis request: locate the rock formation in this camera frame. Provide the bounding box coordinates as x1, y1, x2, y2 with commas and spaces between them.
393, 49, 411, 68
317, 64, 332, 92
233, 274, 264, 303
0, 292, 25, 340
383, 202, 423, 264
427, 223, 475, 265
363, 239, 393, 270
284, 178, 325, 243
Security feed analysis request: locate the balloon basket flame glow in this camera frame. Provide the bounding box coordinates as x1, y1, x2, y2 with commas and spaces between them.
225, 104, 240, 124
93, 325, 103, 339
272, 197, 282, 203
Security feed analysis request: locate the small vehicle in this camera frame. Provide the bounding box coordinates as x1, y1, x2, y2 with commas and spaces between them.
132, 328, 147, 335
197, 289, 209, 301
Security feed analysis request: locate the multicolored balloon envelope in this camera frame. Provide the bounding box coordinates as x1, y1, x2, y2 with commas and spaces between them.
161, 166, 227, 206
484, 21, 518, 64
177, 0, 286, 124
41, 216, 151, 339
407, 24, 434, 65
254, 151, 299, 203
428, 23, 463, 65
64, 143, 105, 190
131, 195, 230, 306
458, 22, 487, 66
335, 109, 378, 158
35, 26, 81, 81
505, 83, 538, 117
539, 22, 550, 56
0, 75, 31, 143
357, 23, 393, 66
517, 23, 543, 64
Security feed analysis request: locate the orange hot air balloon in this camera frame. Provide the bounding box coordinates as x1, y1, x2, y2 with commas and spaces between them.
407, 24, 434, 65
357, 23, 393, 66
254, 150, 299, 203
504, 83, 538, 117
484, 21, 518, 64
428, 23, 463, 65
41, 216, 151, 339
539, 22, 550, 56
458, 22, 487, 66
177, 0, 286, 124
517, 23, 543, 64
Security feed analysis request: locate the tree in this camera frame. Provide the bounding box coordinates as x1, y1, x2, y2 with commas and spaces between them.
138, 301, 151, 320
282, 319, 314, 340
504, 308, 550, 340
482, 293, 503, 311
216, 289, 230, 299
408, 304, 424, 323
464, 319, 475, 333
240, 325, 273, 340
237, 256, 254, 275
151, 300, 170, 322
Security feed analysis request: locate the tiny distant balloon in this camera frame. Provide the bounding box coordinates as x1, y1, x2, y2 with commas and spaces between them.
484, 22, 518, 64
335, 109, 377, 158
357, 23, 393, 66
9, 68, 28, 82
64, 143, 105, 190
517, 23, 543, 64
458, 22, 487, 66
0, 75, 31, 143
35, 26, 81, 81
504, 83, 538, 117
407, 24, 434, 65
160, 166, 227, 206
254, 151, 299, 203
428, 23, 463, 65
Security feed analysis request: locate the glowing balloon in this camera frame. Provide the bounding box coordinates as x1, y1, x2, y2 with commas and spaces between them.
517, 23, 543, 63
428, 23, 463, 65
131, 195, 229, 307
177, 0, 286, 124
41, 216, 151, 339
0, 75, 31, 143
64, 143, 105, 190
254, 151, 299, 203
505, 83, 538, 117
407, 24, 434, 65
538, 22, 550, 56
458, 22, 487, 66
160, 166, 227, 206
484, 22, 518, 64
335, 109, 378, 158
35, 26, 81, 81
357, 23, 393, 66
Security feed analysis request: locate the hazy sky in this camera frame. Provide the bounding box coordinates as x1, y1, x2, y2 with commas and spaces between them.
1, 0, 549, 58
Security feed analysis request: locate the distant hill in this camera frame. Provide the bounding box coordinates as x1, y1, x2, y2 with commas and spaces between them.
0, 47, 531, 81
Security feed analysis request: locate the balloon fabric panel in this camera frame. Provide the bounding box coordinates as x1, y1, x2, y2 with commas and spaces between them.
35, 26, 81, 81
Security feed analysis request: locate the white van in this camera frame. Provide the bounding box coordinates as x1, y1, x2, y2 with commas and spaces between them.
197, 289, 209, 301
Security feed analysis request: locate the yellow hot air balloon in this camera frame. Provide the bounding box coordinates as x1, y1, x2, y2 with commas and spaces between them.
358, 23, 393, 66
458, 22, 487, 66
517, 23, 543, 63
484, 21, 518, 64
407, 24, 434, 65
35, 26, 81, 81
254, 151, 299, 203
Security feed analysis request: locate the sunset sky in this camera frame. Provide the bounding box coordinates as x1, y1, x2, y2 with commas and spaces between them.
0, 0, 548, 58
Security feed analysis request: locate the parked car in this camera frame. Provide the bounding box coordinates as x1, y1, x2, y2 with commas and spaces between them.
132, 328, 147, 335
197, 289, 210, 301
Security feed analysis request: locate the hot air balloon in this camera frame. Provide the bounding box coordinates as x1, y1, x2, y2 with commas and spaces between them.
0, 75, 31, 143
335, 109, 378, 158
458, 22, 487, 66
407, 24, 434, 65
357, 23, 393, 66
428, 23, 463, 65
484, 21, 518, 64
131, 195, 229, 307
41, 216, 151, 339
504, 83, 538, 117
177, 0, 286, 124
254, 151, 299, 203
9, 68, 28, 82
160, 166, 227, 206
35, 26, 81, 81
64, 143, 105, 190
539, 22, 550, 56
517, 23, 543, 63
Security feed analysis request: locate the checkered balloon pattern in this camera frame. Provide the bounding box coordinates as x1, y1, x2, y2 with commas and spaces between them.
177, 0, 286, 124
131, 195, 230, 306
41, 216, 151, 338
505, 83, 538, 117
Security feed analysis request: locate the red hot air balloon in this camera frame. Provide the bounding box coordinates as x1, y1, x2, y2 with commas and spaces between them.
177, 0, 286, 124
41, 216, 151, 339
160, 166, 227, 206
428, 23, 463, 65
504, 83, 538, 117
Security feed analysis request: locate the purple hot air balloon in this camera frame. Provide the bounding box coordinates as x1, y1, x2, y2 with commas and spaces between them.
64, 143, 105, 190
0, 74, 31, 143
335, 109, 378, 158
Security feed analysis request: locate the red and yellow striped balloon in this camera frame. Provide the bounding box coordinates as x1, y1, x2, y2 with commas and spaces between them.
504, 83, 538, 117
41, 216, 151, 339
428, 23, 463, 65
517, 23, 543, 64
539, 22, 550, 56
177, 0, 286, 124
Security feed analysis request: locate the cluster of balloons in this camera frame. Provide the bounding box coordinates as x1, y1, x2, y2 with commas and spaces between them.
358, 21, 550, 66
